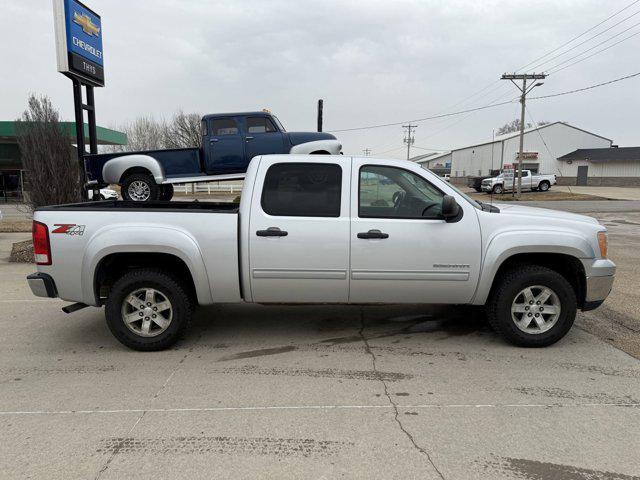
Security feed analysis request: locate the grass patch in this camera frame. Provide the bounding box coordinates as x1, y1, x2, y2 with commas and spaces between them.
470, 191, 609, 202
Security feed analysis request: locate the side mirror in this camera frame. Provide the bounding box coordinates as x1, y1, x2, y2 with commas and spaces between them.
441, 195, 460, 220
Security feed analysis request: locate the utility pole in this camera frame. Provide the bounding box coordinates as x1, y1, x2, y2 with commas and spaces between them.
403, 124, 417, 160
500, 73, 546, 199
363, 148, 371, 156
317, 99, 323, 132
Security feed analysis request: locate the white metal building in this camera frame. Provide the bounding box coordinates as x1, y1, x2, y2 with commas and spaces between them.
448, 122, 613, 184
557, 147, 640, 186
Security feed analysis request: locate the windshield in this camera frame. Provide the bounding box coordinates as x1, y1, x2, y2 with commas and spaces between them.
272, 116, 286, 132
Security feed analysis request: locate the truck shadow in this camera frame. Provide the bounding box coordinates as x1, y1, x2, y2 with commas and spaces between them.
186, 303, 490, 350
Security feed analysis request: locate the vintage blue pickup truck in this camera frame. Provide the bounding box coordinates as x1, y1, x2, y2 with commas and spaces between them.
85, 111, 342, 201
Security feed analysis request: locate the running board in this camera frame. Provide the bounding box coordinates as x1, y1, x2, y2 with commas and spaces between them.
162, 173, 246, 184
62, 302, 89, 314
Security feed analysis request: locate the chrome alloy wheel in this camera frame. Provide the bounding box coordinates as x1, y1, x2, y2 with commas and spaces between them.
128, 181, 151, 201
511, 285, 561, 334
121, 288, 173, 337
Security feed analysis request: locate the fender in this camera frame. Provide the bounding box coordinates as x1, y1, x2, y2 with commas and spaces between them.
102, 154, 166, 185
289, 139, 342, 155
82, 225, 213, 306
472, 229, 595, 305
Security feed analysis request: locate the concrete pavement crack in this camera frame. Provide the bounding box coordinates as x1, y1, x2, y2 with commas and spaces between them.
94, 345, 194, 480
358, 308, 446, 480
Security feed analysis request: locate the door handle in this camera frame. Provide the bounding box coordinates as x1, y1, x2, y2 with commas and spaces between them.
357, 229, 389, 239
209, 138, 219, 143
256, 227, 288, 237
245, 136, 254, 141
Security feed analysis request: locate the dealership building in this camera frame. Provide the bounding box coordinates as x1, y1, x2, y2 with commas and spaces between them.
0, 121, 126, 201
414, 122, 640, 186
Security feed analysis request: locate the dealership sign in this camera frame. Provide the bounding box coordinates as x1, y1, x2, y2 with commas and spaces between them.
53, 0, 104, 86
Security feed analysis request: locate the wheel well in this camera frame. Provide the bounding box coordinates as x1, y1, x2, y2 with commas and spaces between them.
310, 150, 330, 155
120, 166, 153, 184
491, 253, 586, 307
94, 252, 197, 305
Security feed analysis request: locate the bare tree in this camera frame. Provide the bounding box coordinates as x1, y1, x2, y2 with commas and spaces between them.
104, 111, 201, 153
162, 111, 201, 149
496, 119, 551, 136
16, 94, 82, 210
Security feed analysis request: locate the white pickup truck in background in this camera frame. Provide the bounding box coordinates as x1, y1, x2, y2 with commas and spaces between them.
27, 155, 614, 351
481, 170, 557, 194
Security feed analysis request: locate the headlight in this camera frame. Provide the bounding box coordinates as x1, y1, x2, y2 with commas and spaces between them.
597, 231, 608, 258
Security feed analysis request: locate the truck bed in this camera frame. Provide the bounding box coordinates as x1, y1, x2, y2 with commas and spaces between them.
36, 200, 239, 213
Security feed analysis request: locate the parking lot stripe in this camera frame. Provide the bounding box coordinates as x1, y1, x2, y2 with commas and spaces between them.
0, 402, 638, 416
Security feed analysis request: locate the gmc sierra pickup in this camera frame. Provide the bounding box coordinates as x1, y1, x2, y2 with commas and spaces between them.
28, 155, 614, 351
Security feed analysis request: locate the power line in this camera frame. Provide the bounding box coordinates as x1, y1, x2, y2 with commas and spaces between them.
530, 70, 640, 99
527, 9, 640, 72
517, 0, 640, 71
544, 20, 640, 73
328, 98, 517, 133
549, 29, 640, 74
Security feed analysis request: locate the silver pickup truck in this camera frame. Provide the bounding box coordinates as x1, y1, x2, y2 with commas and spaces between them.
482, 170, 557, 194
28, 155, 614, 350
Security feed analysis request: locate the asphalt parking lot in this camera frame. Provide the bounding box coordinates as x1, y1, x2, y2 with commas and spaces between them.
1, 204, 639, 479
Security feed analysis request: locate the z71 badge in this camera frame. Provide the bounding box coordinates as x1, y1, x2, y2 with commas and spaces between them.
52, 224, 86, 236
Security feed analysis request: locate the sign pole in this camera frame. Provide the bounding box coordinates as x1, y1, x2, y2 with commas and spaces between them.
71, 77, 87, 177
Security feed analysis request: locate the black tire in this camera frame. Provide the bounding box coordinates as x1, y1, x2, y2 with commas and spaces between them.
492, 184, 504, 194
486, 265, 576, 347
474, 188, 483, 193
159, 184, 174, 201
539, 181, 550, 192
98, 194, 106, 200
121, 173, 160, 202
105, 269, 193, 351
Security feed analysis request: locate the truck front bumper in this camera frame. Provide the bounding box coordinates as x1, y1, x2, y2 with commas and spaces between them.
481, 185, 493, 192
581, 258, 615, 311
27, 273, 58, 298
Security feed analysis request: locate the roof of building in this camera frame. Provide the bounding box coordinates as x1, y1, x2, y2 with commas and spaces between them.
0, 121, 127, 145
411, 151, 451, 163
557, 147, 640, 162
451, 122, 612, 152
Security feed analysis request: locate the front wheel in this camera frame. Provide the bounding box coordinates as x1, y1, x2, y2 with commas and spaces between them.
486, 265, 576, 347
105, 269, 193, 351
539, 181, 550, 192
121, 173, 160, 202
492, 184, 504, 194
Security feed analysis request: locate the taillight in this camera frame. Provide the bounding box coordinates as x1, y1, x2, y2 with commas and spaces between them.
32, 221, 51, 265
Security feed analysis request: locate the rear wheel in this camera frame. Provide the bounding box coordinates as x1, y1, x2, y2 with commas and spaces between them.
105, 269, 192, 351
121, 173, 160, 202
539, 181, 550, 192
487, 265, 576, 347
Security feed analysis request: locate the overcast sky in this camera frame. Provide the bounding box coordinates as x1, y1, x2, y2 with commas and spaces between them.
2, 0, 639, 158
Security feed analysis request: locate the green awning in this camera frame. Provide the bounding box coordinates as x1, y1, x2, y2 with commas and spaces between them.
0, 121, 127, 146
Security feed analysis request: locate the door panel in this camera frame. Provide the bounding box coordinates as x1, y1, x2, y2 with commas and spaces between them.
206, 117, 245, 174
244, 116, 286, 161
248, 159, 351, 303
349, 159, 481, 304
577, 166, 588, 186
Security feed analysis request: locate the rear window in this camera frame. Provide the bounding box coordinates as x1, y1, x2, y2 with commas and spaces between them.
261, 163, 342, 217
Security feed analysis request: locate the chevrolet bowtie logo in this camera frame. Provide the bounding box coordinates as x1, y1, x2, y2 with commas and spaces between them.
73, 12, 100, 37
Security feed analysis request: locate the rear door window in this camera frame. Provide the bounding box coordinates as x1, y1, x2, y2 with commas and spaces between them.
261, 163, 342, 217
211, 118, 239, 136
